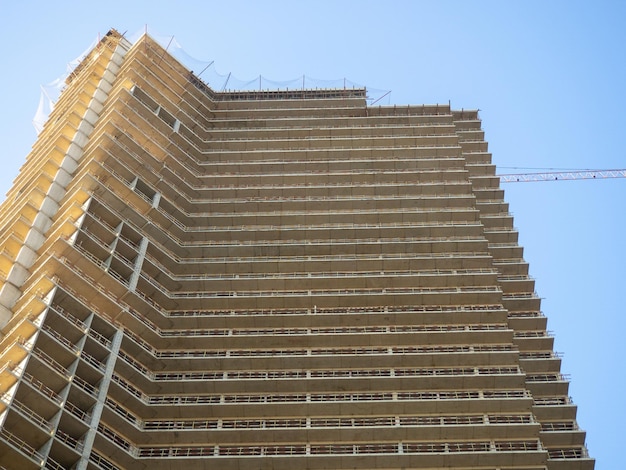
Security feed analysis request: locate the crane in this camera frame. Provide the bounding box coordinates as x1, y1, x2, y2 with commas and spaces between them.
497, 168, 626, 183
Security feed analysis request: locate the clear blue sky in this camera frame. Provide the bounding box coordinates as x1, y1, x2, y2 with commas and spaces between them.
1, 1, 624, 467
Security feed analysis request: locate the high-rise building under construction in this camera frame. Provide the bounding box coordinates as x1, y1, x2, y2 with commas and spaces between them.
0, 30, 593, 470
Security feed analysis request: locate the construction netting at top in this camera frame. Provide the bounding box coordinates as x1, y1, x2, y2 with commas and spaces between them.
33, 36, 100, 134
33, 27, 391, 133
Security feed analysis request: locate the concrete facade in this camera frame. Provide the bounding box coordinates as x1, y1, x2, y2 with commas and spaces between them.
0, 30, 593, 469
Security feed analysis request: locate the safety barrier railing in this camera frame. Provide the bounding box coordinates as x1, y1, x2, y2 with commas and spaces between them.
134, 279, 501, 301
105, 397, 141, 426
526, 373, 570, 383
48, 304, 87, 332
140, 414, 535, 431
55, 428, 83, 452
143, 262, 498, 282
32, 348, 72, 379
548, 447, 589, 459
168, 303, 505, 317
80, 350, 106, 372
4, 398, 54, 432
519, 351, 563, 359
168, 389, 525, 405
133, 438, 541, 458
41, 324, 80, 354
97, 422, 132, 451
64, 400, 92, 424
541, 421, 577, 432
72, 375, 98, 397
154, 323, 507, 338
121, 339, 513, 363
0, 428, 45, 464
534, 396, 572, 406
140, 365, 521, 383
88, 450, 120, 470
20, 370, 63, 405
87, 328, 112, 349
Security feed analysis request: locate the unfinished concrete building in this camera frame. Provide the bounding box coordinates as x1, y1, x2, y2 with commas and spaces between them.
0, 30, 593, 470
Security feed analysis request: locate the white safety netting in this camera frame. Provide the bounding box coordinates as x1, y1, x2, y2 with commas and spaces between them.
33, 27, 391, 133
33, 37, 100, 133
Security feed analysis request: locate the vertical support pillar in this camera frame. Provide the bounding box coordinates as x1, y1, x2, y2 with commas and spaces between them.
152, 192, 161, 209
128, 238, 149, 292
75, 328, 123, 470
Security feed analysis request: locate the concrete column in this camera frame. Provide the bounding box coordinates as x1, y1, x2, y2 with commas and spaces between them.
151, 192, 161, 209
129, 238, 149, 292
75, 328, 123, 470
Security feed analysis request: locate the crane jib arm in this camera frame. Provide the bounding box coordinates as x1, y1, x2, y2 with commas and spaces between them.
498, 169, 626, 183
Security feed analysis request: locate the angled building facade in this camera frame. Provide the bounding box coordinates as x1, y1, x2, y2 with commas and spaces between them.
0, 30, 593, 469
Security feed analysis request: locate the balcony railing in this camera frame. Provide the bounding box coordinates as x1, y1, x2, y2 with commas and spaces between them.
141, 413, 533, 431
89, 450, 120, 470
168, 303, 505, 317
48, 304, 87, 332
548, 447, 590, 459
0, 428, 45, 465
534, 396, 572, 406
55, 428, 83, 452
114, 359, 521, 384
541, 421, 577, 432
72, 375, 99, 397
41, 324, 80, 354
81, 351, 106, 372
107, 384, 532, 408
31, 348, 72, 379
3, 398, 54, 432
64, 400, 92, 424
21, 370, 64, 405
134, 439, 542, 458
